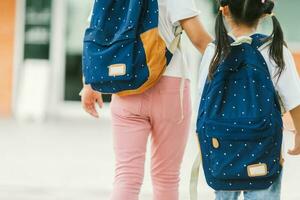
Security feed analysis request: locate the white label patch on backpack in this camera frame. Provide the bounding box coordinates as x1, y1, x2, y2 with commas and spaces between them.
108, 64, 126, 77
247, 163, 268, 177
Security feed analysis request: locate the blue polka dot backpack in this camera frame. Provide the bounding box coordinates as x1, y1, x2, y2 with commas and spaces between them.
82, 0, 182, 96
192, 34, 283, 195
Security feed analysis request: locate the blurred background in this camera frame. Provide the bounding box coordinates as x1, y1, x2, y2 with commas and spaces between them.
0, 0, 299, 199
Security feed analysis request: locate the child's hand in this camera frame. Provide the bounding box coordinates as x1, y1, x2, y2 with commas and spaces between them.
289, 106, 300, 155
80, 85, 103, 118
288, 131, 300, 156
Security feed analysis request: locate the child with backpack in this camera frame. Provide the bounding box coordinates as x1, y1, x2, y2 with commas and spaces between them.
195, 0, 300, 199
80, 0, 212, 199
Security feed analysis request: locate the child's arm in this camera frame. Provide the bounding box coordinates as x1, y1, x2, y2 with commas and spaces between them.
180, 16, 213, 54
288, 105, 300, 155
269, 46, 300, 155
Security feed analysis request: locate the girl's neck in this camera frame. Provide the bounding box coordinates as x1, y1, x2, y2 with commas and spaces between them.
230, 24, 257, 38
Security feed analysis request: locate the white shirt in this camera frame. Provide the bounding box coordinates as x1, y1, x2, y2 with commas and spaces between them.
197, 40, 300, 112
158, 0, 200, 79
87, 0, 200, 79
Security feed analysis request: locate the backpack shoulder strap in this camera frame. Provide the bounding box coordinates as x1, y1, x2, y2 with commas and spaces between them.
250, 34, 286, 115
190, 152, 202, 200
221, 34, 269, 72
169, 25, 183, 54
250, 34, 269, 49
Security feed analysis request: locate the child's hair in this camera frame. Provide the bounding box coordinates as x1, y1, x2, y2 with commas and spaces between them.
209, 0, 286, 79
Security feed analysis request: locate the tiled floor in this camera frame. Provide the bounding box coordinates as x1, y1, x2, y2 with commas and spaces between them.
0, 115, 299, 200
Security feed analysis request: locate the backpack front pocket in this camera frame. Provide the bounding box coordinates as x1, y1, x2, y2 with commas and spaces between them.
83, 28, 139, 84
203, 117, 282, 181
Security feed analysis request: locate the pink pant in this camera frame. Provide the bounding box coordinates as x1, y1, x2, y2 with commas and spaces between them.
110, 76, 192, 200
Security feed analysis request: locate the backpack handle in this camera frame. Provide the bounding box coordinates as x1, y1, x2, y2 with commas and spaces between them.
230, 36, 252, 46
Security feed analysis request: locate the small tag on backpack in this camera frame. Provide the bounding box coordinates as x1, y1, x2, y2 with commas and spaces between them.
212, 138, 220, 149
247, 163, 268, 177
108, 64, 126, 77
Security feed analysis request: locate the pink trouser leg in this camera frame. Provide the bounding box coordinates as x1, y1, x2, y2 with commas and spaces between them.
110, 76, 192, 200
150, 117, 191, 200
150, 78, 192, 200
110, 94, 151, 200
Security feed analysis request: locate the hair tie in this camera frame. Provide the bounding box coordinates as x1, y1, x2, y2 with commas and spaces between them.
261, 0, 266, 3
270, 12, 275, 17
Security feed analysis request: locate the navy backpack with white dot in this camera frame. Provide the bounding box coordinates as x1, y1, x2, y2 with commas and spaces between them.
82, 0, 181, 96
196, 34, 283, 191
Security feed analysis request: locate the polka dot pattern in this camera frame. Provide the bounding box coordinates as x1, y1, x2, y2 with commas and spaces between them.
82, 0, 173, 94
196, 34, 283, 191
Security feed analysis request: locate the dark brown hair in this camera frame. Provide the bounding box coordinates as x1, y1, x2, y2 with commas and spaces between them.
209, 0, 286, 79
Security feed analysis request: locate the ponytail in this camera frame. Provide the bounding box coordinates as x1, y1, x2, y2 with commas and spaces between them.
209, 8, 230, 80
269, 15, 286, 78
262, 0, 286, 78
209, 0, 286, 80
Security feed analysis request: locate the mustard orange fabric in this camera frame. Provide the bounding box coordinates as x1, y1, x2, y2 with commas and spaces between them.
117, 28, 167, 96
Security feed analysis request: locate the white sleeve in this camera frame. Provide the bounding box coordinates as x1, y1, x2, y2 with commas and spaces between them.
167, 0, 200, 26
197, 43, 215, 100
273, 47, 300, 111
